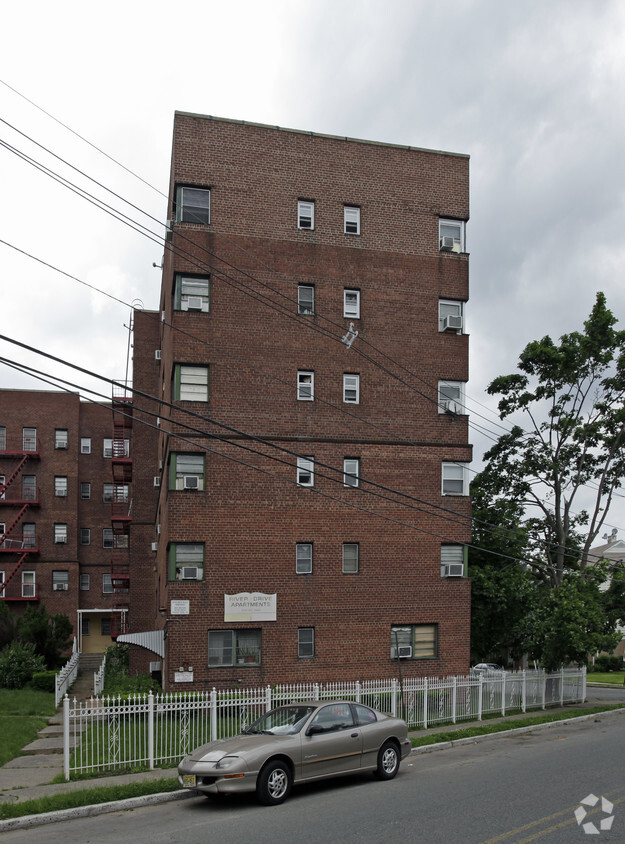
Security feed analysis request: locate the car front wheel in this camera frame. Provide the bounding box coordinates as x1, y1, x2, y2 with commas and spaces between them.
374, 741, 400, 780
257, 760, 292, 805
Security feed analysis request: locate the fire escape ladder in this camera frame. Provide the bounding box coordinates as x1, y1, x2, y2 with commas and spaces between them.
0, 505, 28, 545
1, 552, 29, 590
110, 387, 133, 638
0, 455, 28, 495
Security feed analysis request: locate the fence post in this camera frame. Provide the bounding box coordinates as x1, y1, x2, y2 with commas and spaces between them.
521, 671, 526, 713
478, 674, 483, 721
356, 681, 361, 704
541, 670, 546, 710
63, 694, 70, 781
210, 688, 217, 742
501, 673, 506, 717
423, 678, 428, 730
266, 685, 272, 712
582, 665, 587, 703
313, 683, 320, 701
560, 667, 565, 706
148, 692, 154, 770
452, 676, 457, 724
391, 679, 397, 717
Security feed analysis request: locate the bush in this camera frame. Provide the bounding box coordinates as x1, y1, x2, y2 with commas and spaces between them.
593, 655, 623, 672
30, 670, 58, 693
0, 642, 46, 689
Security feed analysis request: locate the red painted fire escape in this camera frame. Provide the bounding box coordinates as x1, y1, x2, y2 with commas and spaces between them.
110, 388, 133, 638
0, 431, 41, 601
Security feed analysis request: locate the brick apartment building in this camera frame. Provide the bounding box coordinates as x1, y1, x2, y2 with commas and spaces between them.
0, 390, 125, 653
123, 113, 473, 690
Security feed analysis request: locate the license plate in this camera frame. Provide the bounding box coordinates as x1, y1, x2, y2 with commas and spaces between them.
182, 775, 196, 788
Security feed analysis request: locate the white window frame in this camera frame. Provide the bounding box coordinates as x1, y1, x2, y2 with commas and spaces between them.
54, 524, 68, 544
438, 381, 465, 414
80, 437, 91, 454
175, 365, 209, 402
441, 544, 465, 577
343, 288, 361, 319
55, 429, 68, 449
80, 482, 91, 500
391, 624, 437, 659
22, 427, 37, 451
52, 571, 69, 591
171, 453, 205, 491
170, 543, 205, 581
297, 456, 314, 487
438, 299, 464, 333
103, 573, 113, 594
343, 458, 360, 488
80, 528, 91, 546
439, 218, 465, 253
22, 570, 35, 599
298, 200, 314, 230
103, 528, 114, 549
176, 185, 211, 225
103, 438, 129, 458
442, 462, 470, 496
22, 523, 35, 548
344, 205, 360, 235
296, 543, 313, 574
297, 371, 314, 401
342, 543, 359, 573
298, 627, 315, 658
343, 373, 360, 404
298, 285, 315, 315
175, 274, 210, 312
208, 629, 261, 666
54, 476, 68, 497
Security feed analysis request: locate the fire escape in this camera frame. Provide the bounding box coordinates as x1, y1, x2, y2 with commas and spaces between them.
110, 388, 133, 638
0, 430, 40, 601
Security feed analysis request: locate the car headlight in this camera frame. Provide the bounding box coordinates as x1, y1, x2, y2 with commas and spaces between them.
215, 756, 240, 769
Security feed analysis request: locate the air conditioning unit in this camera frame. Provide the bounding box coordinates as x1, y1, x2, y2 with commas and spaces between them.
186, 296, 203, 311
440, 236, 455, 251
444, 563, 464, 577
443, 314, 463, 332
155, 350, 162, 361
165, 219, 174, 241
183, 475, 199, 490
181, 567, 201, 580
153, 476, 161, 487
54, 583, 68, 591
392, 645, 412, 659
441, 400, 460, 415
151, 541, 159, 552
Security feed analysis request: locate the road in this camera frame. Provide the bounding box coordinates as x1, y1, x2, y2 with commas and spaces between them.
4, 707, 625, 843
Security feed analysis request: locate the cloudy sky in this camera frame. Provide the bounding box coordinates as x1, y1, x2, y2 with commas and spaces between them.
2, 0, 624, 533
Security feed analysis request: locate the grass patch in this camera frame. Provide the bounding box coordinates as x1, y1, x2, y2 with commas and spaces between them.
0, 688, 56, 717
0, 778, 179, 822
409, 704, 624, 748
588, 672, 625, 685
0, 689, 57, 768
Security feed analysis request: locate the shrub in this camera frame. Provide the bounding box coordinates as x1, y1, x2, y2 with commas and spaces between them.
0, 642, 46, 689
593, 655, 623, 672
30, 670, 58, 693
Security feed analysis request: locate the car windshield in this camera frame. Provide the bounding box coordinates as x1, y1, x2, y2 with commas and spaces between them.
244, 705, 316, 735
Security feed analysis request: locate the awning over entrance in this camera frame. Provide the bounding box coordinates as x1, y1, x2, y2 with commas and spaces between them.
116, 629, 165, 658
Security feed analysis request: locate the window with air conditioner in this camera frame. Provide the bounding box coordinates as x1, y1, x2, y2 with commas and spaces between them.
54, 524, 67, 544
175, 185, 211, 225
343, 373, 360, 404
438, 381, 465, 415
54, 476, 68, 497
297, 370, 314, 401
175, 274, 210, 312
391, 624, 437, 660
173, 364, 209, 402
169, 542, 204, 581
296, 543, 313, 574
438, 300, 464, 333
55, 429, 68, 449
442, 462, 470, 496
439, 218, 465, 253
171, 453, 205, 491
52, 571, 69, 591
343, 288, 361, 319
297, 200, 314, 230
208, 629, 261, 666
297, 456, 314, 487
344, 205, 360, 235
343, 458, 360, 488
441, 544, 466, 577
298, 285, 315, 315
80, 437, 91, 454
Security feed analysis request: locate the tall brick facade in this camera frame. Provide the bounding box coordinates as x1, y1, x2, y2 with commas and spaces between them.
130, 113, 472, 690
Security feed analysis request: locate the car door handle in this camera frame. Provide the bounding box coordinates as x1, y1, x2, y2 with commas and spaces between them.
350, 733, 359, 738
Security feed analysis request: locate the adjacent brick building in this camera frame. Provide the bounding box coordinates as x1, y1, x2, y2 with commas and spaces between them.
0, 391, 122, 653
125, 114, 473, 690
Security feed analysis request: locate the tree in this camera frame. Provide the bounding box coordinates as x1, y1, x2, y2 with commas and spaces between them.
17, 606, 73, 669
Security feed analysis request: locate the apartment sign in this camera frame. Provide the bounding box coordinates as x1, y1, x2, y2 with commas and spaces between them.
224, 592, 277, 622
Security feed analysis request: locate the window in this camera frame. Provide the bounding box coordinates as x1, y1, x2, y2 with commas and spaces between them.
170, 453, 205, 491
22, 427, 37, 451
22, 475, 36, 500
441, 544, 465, 577
297, 200, 314, 230
391, 624, 437, 659
438, 381, 465, 414
81, 617, 90, 636
174, 274, 210, 312
80, 482, 91, 500
80, 437, 91, 454
343, 458, 360, 488
344, 205, 360, 235
54, 524, 67, 544
438, 299, 464, 333
54, 476, 68, 497
0, 427, 6, 450
103, 573, 113, 594
55, 429, 68, 449
0, 571, 4, 598
176, 185, 210, 225
103, 529, 113, 549
80, 528, 91, 546
22, 571, 35, 599
342, 543, 359, 573
296, 543, 313, 574
101, 618, 112, 637
297, 456, 314, 487
439, 218, 465, 253
298, 628, 314, 658
0, 476, 4, 500
168, 543, 205, 581
52, 571, 69, 591
103, 438, 129, 458
343, 288, 361, 319
22, 523, 36, 549
297, 371, 314, 401
103, 483, 129, 503
208, 629, 261, 666
298, 285, 315, 315
173, 365, 209, 401
343, 373, 360, 404
442, 463, 469, 496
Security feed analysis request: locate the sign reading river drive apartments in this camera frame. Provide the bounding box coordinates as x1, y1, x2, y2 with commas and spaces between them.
224, 592, 277, 622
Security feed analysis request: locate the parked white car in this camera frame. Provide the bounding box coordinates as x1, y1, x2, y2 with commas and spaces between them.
471, 663, 505, 675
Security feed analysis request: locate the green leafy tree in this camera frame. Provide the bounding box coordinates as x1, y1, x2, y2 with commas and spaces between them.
17, 606, 73, 669
0, 601, 18, 649
0, 641, 46, 688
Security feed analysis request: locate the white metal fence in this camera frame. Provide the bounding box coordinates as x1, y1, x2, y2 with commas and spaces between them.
62, 667, 586, 780
55, 638, 79, 707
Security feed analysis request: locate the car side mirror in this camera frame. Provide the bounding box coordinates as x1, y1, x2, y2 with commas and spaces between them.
306, 724, 325, 736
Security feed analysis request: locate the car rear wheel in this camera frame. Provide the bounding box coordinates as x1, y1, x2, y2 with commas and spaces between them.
257, 760, 292, 805
374, 741, 400, 780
